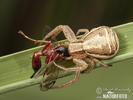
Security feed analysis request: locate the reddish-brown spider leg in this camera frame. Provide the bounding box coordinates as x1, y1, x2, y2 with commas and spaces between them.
50, 58, 88, 89
18, 30, 51, 44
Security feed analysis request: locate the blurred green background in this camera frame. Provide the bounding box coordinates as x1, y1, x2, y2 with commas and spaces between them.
0, 0, 133, 100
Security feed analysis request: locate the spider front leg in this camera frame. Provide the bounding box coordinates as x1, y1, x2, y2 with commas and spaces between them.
42, 25, 77, 42
50, 58, 88, 89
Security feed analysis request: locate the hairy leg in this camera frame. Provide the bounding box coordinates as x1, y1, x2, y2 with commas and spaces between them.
42, 25, 77, 42
49, 59, 88, 89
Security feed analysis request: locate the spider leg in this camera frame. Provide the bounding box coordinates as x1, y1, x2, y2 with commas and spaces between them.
42, 25, 77, 42
53, 58, 88, 72
50, 59, 88, 89
76, 29, 89, 36
18, 30, 51, 44
83, 58, 95, 73
51, 71, 80, 89
92, 58, 111, 68
64, 56, 73, 61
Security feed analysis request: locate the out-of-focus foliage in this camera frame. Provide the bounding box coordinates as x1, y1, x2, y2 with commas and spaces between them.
0, 0, 133, 56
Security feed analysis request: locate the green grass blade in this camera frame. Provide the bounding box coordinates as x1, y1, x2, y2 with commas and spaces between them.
0, 22, 133, 94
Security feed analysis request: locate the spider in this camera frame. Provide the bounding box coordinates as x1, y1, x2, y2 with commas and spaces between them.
18, 25, 119, 89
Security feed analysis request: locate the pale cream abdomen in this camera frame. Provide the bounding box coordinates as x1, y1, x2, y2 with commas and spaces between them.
82, 26, 119, 59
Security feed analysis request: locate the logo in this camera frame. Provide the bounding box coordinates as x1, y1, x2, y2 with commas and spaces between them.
103, 91, 127, 99
96, 87, 131, 99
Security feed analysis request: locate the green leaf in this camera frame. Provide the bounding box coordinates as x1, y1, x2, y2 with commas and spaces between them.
0, 22, 133, 94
